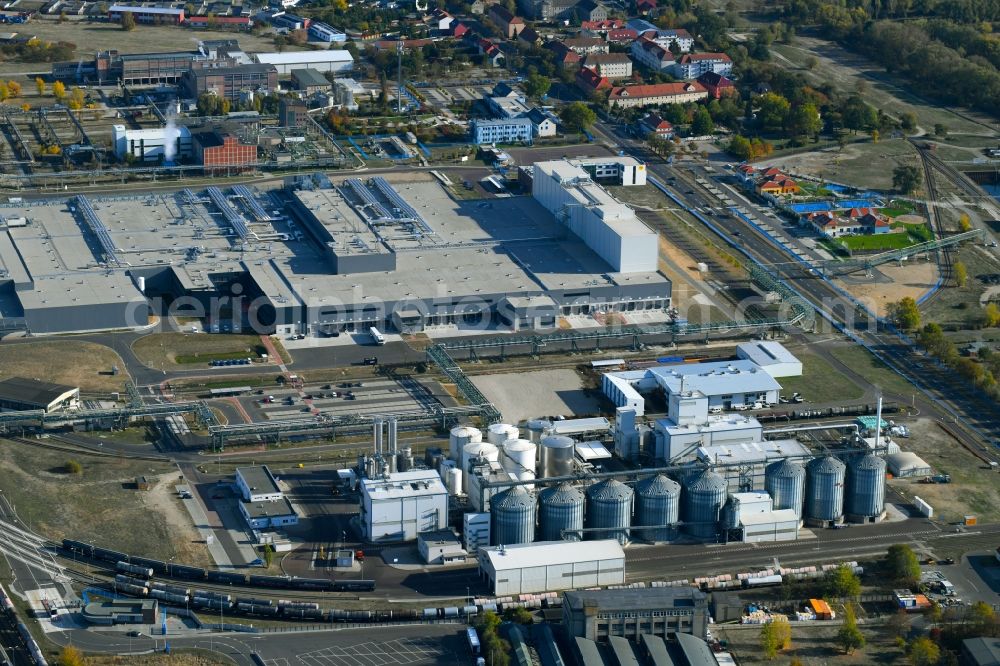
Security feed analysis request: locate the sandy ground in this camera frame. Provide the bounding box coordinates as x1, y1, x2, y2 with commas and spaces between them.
0, 340, 126, 393
836, 260, 939, 317
470, 369, 604, 424
141, 474, 212, 568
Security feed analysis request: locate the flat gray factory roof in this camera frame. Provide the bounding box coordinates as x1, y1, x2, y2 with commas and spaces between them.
648, 360, 782, 396
0, 377, 77, 405
695, 438, 810, 465
564, 587, 706, 612
242, 496, 297, 519
237, 466, 281, 495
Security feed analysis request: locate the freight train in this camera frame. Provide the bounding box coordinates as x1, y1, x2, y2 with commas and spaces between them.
0, 583, 47, 666
62, 540, 374, 593
755, 401, 899, 422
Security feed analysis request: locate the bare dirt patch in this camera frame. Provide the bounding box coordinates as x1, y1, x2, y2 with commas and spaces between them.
0, 340, 125, 393
141, 474, 213, 567
887, 418, 1000, 523
836, 260, 939, 317
470, 368, 605, 423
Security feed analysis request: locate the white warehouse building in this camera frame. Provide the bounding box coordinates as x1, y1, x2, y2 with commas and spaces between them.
479, 540, 626, 595
532, 159, 657, 274
360, 470, 449, 543
253, 50, 354, 74
112, 124, 192, 162
735, 341, 803, 378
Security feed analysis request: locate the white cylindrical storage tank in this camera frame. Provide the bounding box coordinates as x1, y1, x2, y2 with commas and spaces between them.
487, 423, 520, 447
449, 426, 482, 462
540, 435, 575, 478
502, 439, 537, 481
445, 467, 463, 496
461, 442, 499, 493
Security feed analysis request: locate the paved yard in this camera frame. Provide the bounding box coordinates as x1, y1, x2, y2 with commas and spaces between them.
471, 368, 605, 423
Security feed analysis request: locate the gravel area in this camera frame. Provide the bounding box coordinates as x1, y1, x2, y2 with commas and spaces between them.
470, 368, 604, 423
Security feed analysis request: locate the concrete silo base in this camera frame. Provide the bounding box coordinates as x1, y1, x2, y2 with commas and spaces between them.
804, 516, 844, 529
846, 510, 886, 524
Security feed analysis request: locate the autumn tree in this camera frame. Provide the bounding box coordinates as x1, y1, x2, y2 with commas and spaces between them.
888, 297, 921, 330
827, 563, 861, 598
837, 603, 866, 654
7, 80, 20, 97
886, 543, 922, 587
954, 260, 968, 287
57, 646, 84, 666
959, 213, 972, 232
760, 618, 791, 660
121, 10, 136, 30
35, 77, 45, 95
52, 80, 66, 99
906, 636, 940, 666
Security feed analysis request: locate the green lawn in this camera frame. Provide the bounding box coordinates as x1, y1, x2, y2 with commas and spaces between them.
894, 221, 933, 243
827, 345, 919, 398
839, 233, 915, 251
774, 352, 865, 403
880, 200, 916, 217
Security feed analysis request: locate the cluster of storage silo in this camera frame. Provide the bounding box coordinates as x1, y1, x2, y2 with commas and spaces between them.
802, 453, 886, 526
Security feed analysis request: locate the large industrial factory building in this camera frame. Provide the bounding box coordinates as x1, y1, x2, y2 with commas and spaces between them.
0, 157, 670, 335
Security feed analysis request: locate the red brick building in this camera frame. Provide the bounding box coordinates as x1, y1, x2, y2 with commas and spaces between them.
192, 129, 256, 173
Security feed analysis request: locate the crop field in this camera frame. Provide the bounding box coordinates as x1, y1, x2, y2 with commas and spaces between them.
0, 340, 125, 393
0, 439, 210, 565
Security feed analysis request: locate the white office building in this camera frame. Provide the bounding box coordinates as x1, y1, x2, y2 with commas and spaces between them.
479, 540, 626, 595
360, 470, 449, 543
532, 159, 657, 273
236, 466, 283, 502
308, 21, 347, 42
653, 414, 763, 462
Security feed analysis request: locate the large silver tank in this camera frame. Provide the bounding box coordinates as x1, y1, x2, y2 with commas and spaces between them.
525, 419, 552, 443
805, 456, 846, 523
634, 474, 681, 542
490, 485, 536, 546
539, 435, 575, 478
449, 426, 482, 462
846, 453, 886, 519
765, 459, 806, 519
585, 479, 633, 545
682, 470, 726, 539
538, 482, 585, 542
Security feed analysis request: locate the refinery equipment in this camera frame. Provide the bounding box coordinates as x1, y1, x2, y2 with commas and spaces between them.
634, 474, 681, 542
490, 485, 537, 546
502, 439, 537, 481
397, 446, 413, 473
445, 467, 463, 496
764, 459, 806, 519
487, 423, 520, 447
462, 442, 500, 493
845, 453, 886, 522
538, 482, 585, 542
450, 425, 482, 461
526, 419, 552, 443
805, 456, 846, 526
585, 479, 633, 545
682, 470, 726, 539
540, 435, 575, 478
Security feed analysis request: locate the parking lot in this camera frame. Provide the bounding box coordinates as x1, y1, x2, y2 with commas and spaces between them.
233, 376, 449, 422
259, 626, 467, 666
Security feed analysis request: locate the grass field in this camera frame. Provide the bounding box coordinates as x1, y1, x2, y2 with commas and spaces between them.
0, 19, 296, 74
827, 344, 919, 398
922, 245, 1000, 328
881, 200, 916, 217
131, 332, 288, 368
0, 340, 126, 393
839, 233, 914, 252
0, 439, 209, 565
757, 139, 920, 192
714, 618, 904, 665
771, 351, 866, 403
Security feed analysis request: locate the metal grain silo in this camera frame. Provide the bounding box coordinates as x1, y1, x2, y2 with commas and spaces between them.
846, 453, 886, 521
502, 439, 537, 482
538, 482, 584, 542
526, 419, 552, 443
490, 485, 536, 546
765, 459, 806, 519
487, 423, 520, 447
805, 456, 846, 525
461, 442, 499, 493
634, 474, 681, 542
540, 435, 575, 478
682, 470, 726, 539
449, 426, 482, 462
585, 479, 633, 545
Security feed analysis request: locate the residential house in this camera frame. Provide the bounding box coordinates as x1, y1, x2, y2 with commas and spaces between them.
575, 0, 608, 22
626, 20, 692, 51
672, 52, 733, 79
697, 71, 735, 99
518, 0, 583, 21
630, 37, 674, 72
562, 36, 609, 55
527, 107, 558, 137
546, 40, 583, 67
478, 38, 506, 66
609, 81, 707, 108
488, 4, 526, 38
638, 112, 674, 137
860, 212, 891, 234
636, 0, 657, 14
805, 211, 861, 238
576, 66, 612, 93
607, 27, 638, 44
492, 81, 525, 100
452, 22, 470, 38
517, 26, 541, 45
581, 18, 624, 33
471, 117, 533, 144
756, 173, 800, 196
582, 52, 633, 79
430, 8, 454, 31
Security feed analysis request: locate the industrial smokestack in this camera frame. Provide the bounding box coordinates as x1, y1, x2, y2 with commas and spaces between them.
874, 395, 883, 452
374, 418, 383, 456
